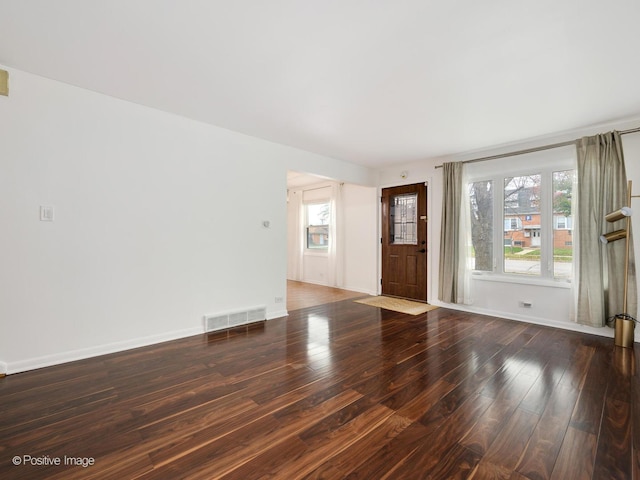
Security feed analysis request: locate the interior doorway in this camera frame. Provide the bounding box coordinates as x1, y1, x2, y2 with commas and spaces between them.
381, 182, 428, 302
286, 171, 378, 306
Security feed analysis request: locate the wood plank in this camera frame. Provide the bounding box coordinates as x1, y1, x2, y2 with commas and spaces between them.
421, 443, 482, 480
145, 388, 363, 476
569, 346, 609, 434
515, 383, 580, 480
592, 397, 632, 480
469, 408, 540, 478
558, 344, 594, 390
232, 404, 395, 480
390, 394, 495, 478
460, 362, 539, 456
518, 355, 570, 415
550, 426, 597, 480
301, 413, 412, 479
340, 422, 432, 479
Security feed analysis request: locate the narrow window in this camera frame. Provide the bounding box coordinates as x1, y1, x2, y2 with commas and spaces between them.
504, 174, 541, 276
306, 202, 330, 249
552, 170, 574, 279
469, 180, 494, 271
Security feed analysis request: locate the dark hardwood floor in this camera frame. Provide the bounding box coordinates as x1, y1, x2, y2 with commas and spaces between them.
0, 299, 637, 479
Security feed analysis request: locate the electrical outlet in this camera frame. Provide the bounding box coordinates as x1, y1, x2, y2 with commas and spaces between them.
519, 301, 532, 308
275, 297, 284, 304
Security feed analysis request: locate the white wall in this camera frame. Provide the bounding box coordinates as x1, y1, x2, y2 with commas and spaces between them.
378, 117, 640, 340
341, 183, 378, 295
286, 189, 301, 280
0, 66, 375, 374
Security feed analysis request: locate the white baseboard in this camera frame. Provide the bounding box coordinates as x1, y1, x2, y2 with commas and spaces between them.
5, 326, 203, 375
4, 313, 291, 376
429, 300, 619, 340
267, 308, 288, 320
287, 278, 377, 297
341, 284, 378, 296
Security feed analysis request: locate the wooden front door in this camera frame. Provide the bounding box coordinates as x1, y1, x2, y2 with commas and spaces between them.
381, 183, 427, 302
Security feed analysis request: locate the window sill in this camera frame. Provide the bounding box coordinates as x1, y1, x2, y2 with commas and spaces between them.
471, 272, 571, 289
304, 250, 329, 257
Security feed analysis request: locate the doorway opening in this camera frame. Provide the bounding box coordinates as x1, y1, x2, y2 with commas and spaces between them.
286, 171, 378, 310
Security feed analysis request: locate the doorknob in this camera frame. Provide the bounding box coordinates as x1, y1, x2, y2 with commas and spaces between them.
417, 248, 426, 253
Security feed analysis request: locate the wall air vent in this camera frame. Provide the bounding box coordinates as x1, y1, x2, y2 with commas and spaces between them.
246, 308, 266, 323
204, 306, 266, 333
205, 315, 229, 332
228, 312, 247, 328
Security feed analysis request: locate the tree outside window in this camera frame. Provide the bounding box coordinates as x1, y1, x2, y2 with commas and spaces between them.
469, 180, 493, 271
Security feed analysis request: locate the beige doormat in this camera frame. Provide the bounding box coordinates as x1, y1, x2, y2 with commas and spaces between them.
354, 296, 439, 315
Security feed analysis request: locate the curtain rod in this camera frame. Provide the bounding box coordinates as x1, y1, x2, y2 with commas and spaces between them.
434, 126, 640, 169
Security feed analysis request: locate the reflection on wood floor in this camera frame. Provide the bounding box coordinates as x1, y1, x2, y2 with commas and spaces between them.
0, 299, 636, 479
286, 280, 367, 311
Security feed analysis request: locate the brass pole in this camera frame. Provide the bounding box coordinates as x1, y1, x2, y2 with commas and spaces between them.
614, 180, 635, 347
624, 180, 632, 314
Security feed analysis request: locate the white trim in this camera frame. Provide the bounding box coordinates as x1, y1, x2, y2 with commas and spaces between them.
4, 312, 290, 375
5, 326, 202, 375
340, 284, 378, 296
429, 300, 628, 341
267, 308, 288, 320
472, 272, 571, 288
377, 177, 433, 302
303, 250, 329, 257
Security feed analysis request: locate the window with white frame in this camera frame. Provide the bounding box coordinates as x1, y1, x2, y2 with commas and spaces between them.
466, 148, 576, 282
305, 201, 330, 250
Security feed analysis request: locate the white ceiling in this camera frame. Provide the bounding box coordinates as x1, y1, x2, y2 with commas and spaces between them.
1, 1, 639, 168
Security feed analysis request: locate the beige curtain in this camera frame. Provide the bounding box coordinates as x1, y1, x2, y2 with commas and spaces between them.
438, 161, 464, 303
575, 131, 637, 327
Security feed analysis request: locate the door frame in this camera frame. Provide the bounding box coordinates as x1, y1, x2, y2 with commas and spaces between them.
377, 176, 434, 302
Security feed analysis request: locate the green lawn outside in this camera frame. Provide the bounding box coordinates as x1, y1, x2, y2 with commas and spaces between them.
472, 247, 573, 263
503, 248, 573, 262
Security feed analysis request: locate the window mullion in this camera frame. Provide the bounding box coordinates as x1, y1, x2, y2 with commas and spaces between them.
495, 174, 503, 274
540, 169, 552, 279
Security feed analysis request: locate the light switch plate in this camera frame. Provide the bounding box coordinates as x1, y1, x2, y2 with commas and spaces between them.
40, 206, 54, 222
